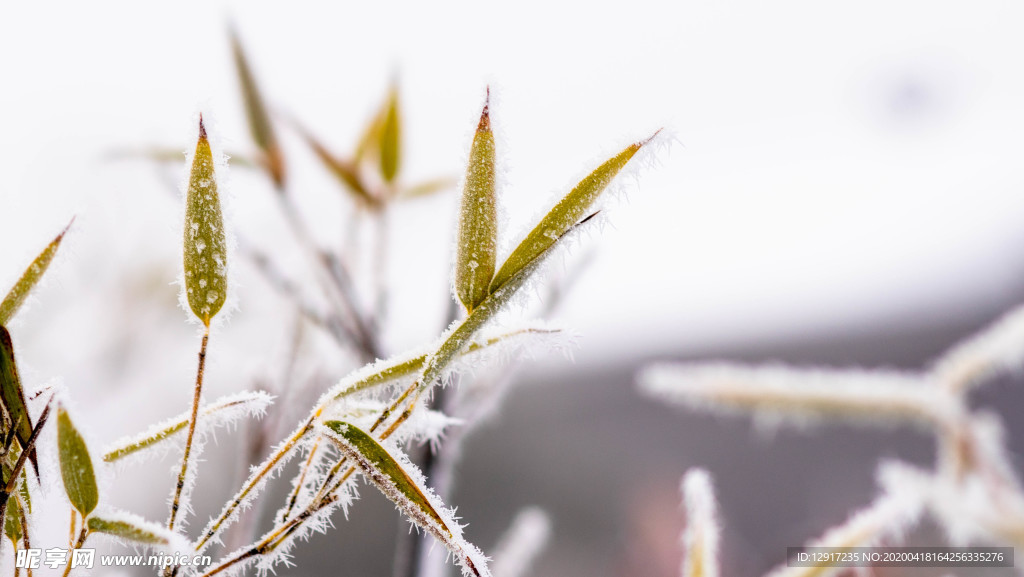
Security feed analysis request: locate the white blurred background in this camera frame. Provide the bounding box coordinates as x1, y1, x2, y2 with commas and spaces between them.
2, 1, 1024, 576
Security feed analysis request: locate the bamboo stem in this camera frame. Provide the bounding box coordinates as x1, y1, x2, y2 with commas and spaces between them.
60, 527, 88, 577
168, 326, 210, 531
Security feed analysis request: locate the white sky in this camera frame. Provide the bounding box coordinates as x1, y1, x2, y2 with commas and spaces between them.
2, 0, 1024, 367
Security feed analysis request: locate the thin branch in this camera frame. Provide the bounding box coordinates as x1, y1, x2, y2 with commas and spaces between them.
168, 327, 209, 531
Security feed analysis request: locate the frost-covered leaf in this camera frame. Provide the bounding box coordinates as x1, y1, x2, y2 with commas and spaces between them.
490, 507, 551, 577
88, 512, 183, 547
420, 216, 599, 396
197, 327, 555, 555
231, 28, 284, 187
321, 420, 489, 577
680, 469, 720, 577
103, 391, 273, 463
489, 135, 654, 293
0, 326, 37, 478
2, 498, 20, 544
455, 94, 498, 312
1, 465, 22, 544
379, 85, 401, 183
183, 117, 228, 326
0, 219, 72, 325
58, 405, 98, 517
639, 363, 954, 429
324, 326, 560, 403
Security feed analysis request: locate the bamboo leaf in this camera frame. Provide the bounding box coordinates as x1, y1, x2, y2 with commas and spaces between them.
420, 216, 596, 394
230, 28, 285, 187
326, 326, 559, 404
88, 515, 172, 545
291, 120, 376, 205
3, 490, 21, 544
321, 421, 488, 577
183, 117, 228, 326
379, 85, 401, 183
58, 406, 98, 517
455, 94, 498, 312
103, 391, 273, 463
0, 220, 72, 325
489, 134, 655, 293
355, 99, 386, 165
397, 177, 455, 200
0, 327, 37, 479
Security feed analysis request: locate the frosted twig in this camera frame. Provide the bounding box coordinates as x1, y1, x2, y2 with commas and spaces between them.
167, 326, 210, 532
764, 489, 923, 577
680, 469, 720, 577
932, 304, 1024, 393
640, 363, 956, 429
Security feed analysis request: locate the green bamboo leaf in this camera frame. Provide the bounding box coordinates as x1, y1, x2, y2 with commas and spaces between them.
421, 216, 595, 394
0, 327, 37, 479
321, 421, 485, 577
379, 85, 401, 183
88, 515, 172, 545
455, 95, 498, 312
230, 28, 285, 187
355, 101, 386, 165
184, 117, 228, 326
17, 469, 30, 514
3, 490, 21, 544
324, 421, 446, 530
103, 391, 272, 463
489, 134, 656, 293
327, 326, 558, 403
0, 220, 72, 325
58, 406, 98, 517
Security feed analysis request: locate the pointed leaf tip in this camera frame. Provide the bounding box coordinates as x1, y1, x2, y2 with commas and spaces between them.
199, 115, 207, 139
489, 138, 647, 293
58, 405, 98, 518
478, 88, 491, 131
183, 125, 228, 325
640, 127, 663, 147
455, 96, 498, 312
380, 85, 402, 183
0, 219, 73, 325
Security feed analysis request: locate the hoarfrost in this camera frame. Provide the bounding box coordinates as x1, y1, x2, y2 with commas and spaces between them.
680, 469, 720, 577
639, 363, 955, 430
